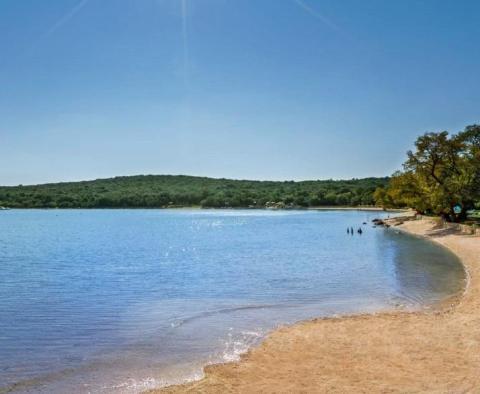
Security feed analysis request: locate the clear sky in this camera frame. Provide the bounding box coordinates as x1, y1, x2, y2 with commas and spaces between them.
1, 0, 479, 185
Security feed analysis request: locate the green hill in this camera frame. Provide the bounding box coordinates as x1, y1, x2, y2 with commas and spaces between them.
0, 175, 388, 209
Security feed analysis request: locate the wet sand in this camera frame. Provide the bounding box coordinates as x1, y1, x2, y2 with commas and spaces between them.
152, 217, 480, 393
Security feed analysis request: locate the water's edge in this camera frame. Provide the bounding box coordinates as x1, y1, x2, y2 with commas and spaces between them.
151, 218, 468, 393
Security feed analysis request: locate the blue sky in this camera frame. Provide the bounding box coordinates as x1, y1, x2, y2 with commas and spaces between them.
1, 0, 479, 185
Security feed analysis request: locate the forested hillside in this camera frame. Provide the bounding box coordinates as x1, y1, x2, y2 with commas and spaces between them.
0, 175, 387, 209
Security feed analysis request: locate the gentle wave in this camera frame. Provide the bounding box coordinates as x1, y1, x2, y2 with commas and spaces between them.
169, 304, 284, 328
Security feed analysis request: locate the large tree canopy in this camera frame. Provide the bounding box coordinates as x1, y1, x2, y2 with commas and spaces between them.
375, 125, 480, 220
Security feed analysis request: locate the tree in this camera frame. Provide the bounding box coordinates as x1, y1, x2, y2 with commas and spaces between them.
376, 125, 480, 221
456, 125, 480, 201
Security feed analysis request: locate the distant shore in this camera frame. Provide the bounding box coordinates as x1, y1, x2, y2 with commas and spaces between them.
0, 206, 407, 212
152, 216, 480, 393
308, 206, 408, 212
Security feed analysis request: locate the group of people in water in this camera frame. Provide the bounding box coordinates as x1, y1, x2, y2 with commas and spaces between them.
347, 227, 363, 235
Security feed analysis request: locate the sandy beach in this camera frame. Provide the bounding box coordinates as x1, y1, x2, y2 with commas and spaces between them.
153, 217, 480, 393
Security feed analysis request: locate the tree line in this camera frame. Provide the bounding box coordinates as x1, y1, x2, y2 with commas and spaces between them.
0, 175, 387, 209
374, 124, 480, 221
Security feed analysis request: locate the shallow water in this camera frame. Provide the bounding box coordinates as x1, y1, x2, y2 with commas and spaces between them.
0, 209, 465, 393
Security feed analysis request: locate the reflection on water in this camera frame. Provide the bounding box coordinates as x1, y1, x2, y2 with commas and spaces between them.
380, 229, 465, 306
0, 209, 465, 393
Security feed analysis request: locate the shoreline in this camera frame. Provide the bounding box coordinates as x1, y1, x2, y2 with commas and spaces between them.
0, 206, 406, 212
151, 216, 480, 393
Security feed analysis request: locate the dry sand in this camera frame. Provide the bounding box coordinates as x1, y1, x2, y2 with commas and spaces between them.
152, 217, 480, 393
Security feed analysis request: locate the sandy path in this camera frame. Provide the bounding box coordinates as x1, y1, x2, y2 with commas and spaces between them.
152, 218, 480, 393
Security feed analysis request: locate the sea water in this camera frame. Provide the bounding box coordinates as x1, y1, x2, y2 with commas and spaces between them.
0, 209, 465, 393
